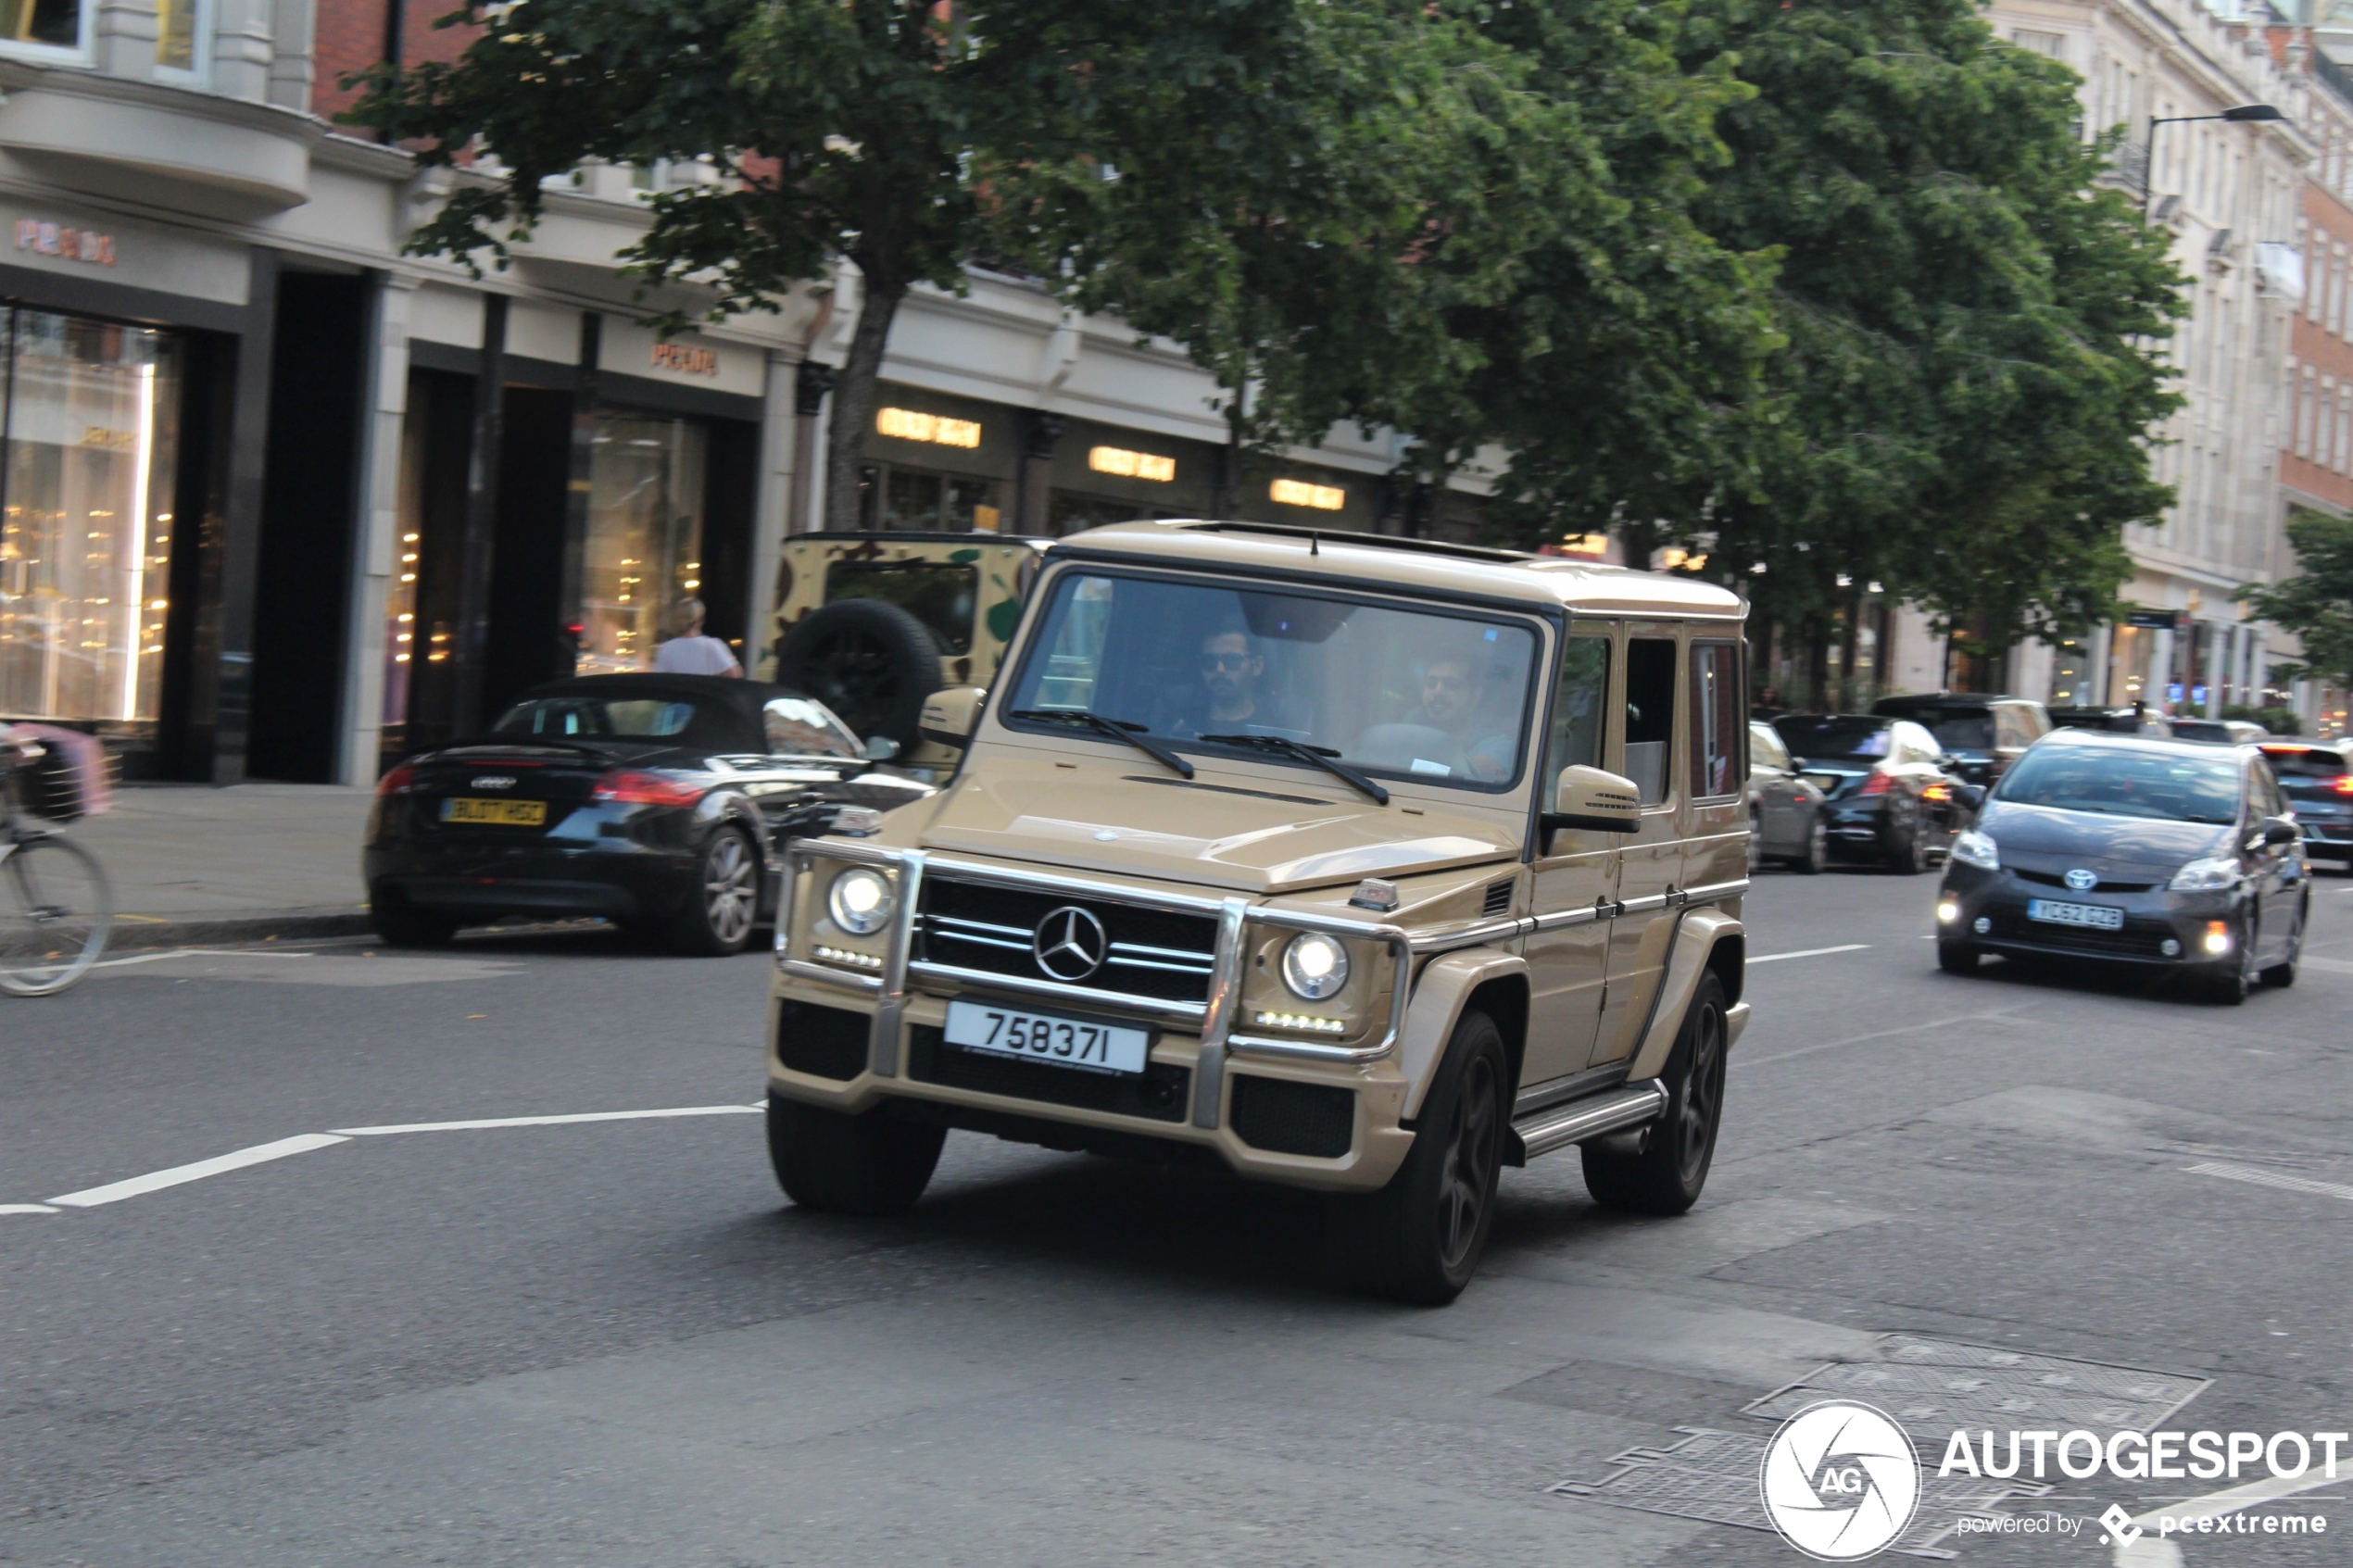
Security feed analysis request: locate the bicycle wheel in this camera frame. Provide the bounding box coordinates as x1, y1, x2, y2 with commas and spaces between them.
0, 834, 112, 997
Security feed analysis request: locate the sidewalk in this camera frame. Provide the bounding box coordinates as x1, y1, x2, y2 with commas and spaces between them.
70, 784, 377, 948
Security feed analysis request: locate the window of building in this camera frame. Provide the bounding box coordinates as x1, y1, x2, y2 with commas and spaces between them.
0, 310, 182, 726
576, 413, 707, 674
2303, 367, 2319, 458
154, 0, 209, 73
2339, 390, 2351, 476
856, 462, 1002, 533
2009, 28, 2066, 62
0, 0, 85, 58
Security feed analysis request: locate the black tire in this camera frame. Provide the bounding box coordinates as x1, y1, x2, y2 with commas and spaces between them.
371, 885, 457, 948
1746, 811, 1763, 873
766, 1093, 945, 1216
665, 825, 761, 957
2261, 897, 2305, 988
1582, 972, 1728, 1217
774, 598, 944, 748
2197, 924, 2253, 1005
1330, 1010, 1508, 1306
1883, 803, 1931, 875
1937, 939, 1981, 975
1790, 815, 1827, 875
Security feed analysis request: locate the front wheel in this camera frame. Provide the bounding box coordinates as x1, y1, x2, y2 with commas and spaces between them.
665, 827, 761, 956
1581, 972, 1728, 1216
767, 1094, 946, 1216
2261, 897, 2305, 988
0, 834, 112, 997
1937, 939, 1981, 975
1790, 816, 1828, 875
1329, 1010, 1507, 1306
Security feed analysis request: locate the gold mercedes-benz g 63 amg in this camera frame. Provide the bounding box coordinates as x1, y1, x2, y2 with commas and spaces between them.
765, 521, 1752, 1302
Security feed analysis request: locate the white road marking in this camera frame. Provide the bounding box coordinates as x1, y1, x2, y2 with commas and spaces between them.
2296, 954, 2353, 974
330, 1105, 765, 1136
46, 1134, 351, 1209
91, 947, 318, 969
1749, 944, 1870, 964
2184, 1160, 2353, 1203
1738, 1007, 2031, 1069
2115, 1468, 2349, 1566
0, 1204, 58, 1215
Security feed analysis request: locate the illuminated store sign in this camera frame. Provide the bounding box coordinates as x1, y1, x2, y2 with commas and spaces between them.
1269, 478, 1344, 512
1088, 445, 1175, 483
876, 407, 981, 448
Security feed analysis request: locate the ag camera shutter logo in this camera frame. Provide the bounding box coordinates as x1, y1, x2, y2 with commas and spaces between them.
1759, 1400, 1922, 1560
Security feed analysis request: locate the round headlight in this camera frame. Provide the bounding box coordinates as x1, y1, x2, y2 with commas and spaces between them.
1280, 932, 1351, 1000
826, 868, 893, 935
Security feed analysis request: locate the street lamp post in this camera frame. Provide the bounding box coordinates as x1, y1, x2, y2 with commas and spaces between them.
2143, 104, 2286, 219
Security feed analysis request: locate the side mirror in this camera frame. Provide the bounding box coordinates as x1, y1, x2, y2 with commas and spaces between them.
2264, 818, 2299, 847
917, 685, 986, 750
1544, 764, 1642, 835
1956, 784, 1987, 812
862, 735, 901, 762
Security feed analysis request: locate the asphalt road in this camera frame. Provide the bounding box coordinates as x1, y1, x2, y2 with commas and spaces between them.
4, 862, 2350, 1567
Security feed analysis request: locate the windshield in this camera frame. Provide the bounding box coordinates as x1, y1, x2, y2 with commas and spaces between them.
1773, 717, 1891, 760
1001, 571, 1541, 788
495, 694, 708, 741
1994, 746, 2243, 824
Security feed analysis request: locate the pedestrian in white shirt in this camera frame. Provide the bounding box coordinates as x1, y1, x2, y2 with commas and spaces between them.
651, 597, 742, 677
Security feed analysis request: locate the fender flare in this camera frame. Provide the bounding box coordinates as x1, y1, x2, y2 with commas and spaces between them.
1626, 906, 1743, 1081
1397, 949, 1529, 1120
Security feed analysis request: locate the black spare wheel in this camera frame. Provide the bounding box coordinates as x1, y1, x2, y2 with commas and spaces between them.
774, 598, 943, 747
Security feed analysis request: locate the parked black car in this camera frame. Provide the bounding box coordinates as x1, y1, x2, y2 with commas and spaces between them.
1935, 730, 2307, 1002
2260, 739, 2353, 871
364, 674, 929, 954
1869, 693, 2051, 784
1770, 714, 1969, 873
1748, 719, 1829, 873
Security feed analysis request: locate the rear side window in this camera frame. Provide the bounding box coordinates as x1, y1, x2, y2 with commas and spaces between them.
1624, 638, 1679, 804
2262, 746, 2347, 779
1923, 711, 1994, 752
1774, 717, 1890, 759
824, 560, 977, 655
1688, 641, 1742, 799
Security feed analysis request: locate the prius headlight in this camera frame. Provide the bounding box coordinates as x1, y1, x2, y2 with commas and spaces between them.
2168, 856, 2240, 893
1280, 932, 1352, 1000
1949, 830, 1999, 871
826, 867, 894, 935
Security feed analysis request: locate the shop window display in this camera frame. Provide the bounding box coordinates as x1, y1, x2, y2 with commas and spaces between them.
0, 310, 182, 727
576, 414, 708, 674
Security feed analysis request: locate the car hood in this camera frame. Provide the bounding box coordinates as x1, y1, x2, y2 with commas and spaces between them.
1980, 800, 2230, 876
912, 759, 1519, 894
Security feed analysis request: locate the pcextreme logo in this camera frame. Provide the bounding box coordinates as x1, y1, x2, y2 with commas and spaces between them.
1758, 1400, 1923, 1562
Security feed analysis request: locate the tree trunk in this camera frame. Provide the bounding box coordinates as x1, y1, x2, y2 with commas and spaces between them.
823, 274, 908, 533
1213, 355, 1250, 520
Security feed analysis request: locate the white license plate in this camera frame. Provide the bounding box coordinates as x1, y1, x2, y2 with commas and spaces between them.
2027, 898, 2124, 931
943, 999, 1150, 1075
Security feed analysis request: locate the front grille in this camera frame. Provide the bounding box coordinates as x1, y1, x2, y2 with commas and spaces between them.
775, 998, 869, 1080
1230, 1075, 1354, 1158
1482, 879, 1515, 917
2011, 868, 2158, 894
917, 877, 1217, 1003
1981, 903, 2175, 960
906, 1025, 1189, 1122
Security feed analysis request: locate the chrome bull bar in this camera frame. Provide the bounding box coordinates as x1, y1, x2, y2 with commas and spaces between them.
775, 835, 1744, 1131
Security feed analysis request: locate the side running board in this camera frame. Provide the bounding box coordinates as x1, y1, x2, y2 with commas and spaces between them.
1508, 1082, 1669, 1163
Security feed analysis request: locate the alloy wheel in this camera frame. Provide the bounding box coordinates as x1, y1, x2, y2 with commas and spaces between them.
1673, 998, 1725, 1185
703, 834, 758, 946
1436, 1052, 1501, 1272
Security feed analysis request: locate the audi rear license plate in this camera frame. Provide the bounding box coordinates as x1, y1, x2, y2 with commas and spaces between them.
943, 998, 1150, 1076
441, 797, 547, 827
2026, 897, 2124, 931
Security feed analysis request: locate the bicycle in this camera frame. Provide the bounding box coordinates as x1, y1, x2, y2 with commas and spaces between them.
0, 722, 112, 997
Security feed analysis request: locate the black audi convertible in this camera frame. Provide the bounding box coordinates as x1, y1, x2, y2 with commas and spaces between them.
364, 674, 929, 955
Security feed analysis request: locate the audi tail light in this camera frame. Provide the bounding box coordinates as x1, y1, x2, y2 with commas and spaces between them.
592, 769, 704, 809
377, 763, 417, 796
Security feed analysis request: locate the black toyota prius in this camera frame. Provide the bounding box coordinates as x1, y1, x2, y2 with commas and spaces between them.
1932, 729, 2308, 1002
363, 674, 930, 955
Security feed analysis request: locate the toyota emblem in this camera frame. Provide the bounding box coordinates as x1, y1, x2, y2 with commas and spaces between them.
2064, 868, 2097, 892
1032, 906, 1109, 982
472, 775, 517, 790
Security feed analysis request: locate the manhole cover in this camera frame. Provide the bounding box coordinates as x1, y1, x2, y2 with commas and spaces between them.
1743, 1335, 2208, 1433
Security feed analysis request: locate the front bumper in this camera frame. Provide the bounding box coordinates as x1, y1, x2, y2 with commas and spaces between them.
1937, 861, 2244, 970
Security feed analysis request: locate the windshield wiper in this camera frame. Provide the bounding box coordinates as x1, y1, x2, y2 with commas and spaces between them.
1199, 734, 1390, 805
1005, 709, 1194, 779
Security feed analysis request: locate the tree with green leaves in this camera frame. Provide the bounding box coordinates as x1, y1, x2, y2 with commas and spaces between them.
2239, 508, 2353, 691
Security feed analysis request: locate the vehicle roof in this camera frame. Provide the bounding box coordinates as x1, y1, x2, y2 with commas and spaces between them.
1872, 693, 2039, 710
2035, 727, 2257, 761
1051, 520, 1748, 620
787, 531, 1052, 552
516, 671, 792, 721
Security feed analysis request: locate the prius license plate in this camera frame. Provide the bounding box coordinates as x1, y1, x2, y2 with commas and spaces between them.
2026, 897, 2123, 931
943, 999, 1150, 1075
441, 797, 547, 827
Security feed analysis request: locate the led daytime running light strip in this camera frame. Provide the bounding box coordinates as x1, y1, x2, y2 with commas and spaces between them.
1252, 1010, 1345, 1035
814, 946, 883, 972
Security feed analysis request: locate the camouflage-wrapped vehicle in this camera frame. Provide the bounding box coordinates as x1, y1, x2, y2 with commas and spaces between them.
756, 532, 1051, 774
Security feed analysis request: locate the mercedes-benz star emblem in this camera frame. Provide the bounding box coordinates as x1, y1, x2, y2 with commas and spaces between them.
2064, 868, 2098, 892
1032, 906, 1109, 982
